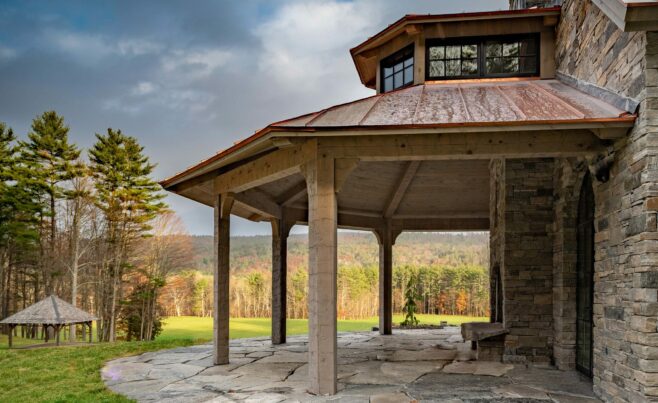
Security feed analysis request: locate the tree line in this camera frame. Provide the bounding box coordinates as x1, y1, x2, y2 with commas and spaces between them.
160, 264, 489, 320
0, 111, 191, 342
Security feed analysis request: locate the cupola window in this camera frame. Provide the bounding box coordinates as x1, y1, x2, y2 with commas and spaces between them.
381, 45, 414, 93
426, 34, 539, 80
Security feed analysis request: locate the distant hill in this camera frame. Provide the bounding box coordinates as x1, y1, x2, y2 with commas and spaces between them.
187, 232, 489, 273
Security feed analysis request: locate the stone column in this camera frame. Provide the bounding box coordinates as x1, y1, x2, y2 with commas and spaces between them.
214, 193, 234, 365
305, 153, 338, 395
377, 222, 394, 335
271, 214, 291, 345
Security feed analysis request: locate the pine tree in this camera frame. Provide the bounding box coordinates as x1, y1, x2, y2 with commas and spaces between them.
89, 128, 166, 342
21, 111, 81, 296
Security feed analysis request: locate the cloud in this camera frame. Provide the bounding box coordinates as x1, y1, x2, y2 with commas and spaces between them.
254, 1, 377, 89
160, 48, 233, 79
0, 45, 16, 62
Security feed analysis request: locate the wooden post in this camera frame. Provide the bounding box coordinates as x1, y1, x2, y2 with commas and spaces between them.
214, 193, 234, 365
8, 325, 13, 348
377, 222, 394, 335
88, 322, 93, 343
271, 214, 290, 345
55, 325, 61, 346
305, 152, 338, 395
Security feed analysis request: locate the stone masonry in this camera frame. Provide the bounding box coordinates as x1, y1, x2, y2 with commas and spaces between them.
554, 0, 658, 401
491, 159, 556, 364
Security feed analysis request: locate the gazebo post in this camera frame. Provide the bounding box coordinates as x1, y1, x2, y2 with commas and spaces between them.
271, 215, 290, 345
8, 325, 13, 348
377, 221, 395, 336
214, 193, 234, 365
305, 153, 338, 395
55, 325, 61, 346
88, 322, 93, 343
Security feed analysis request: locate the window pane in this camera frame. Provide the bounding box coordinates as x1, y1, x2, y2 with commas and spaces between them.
462, 59, 478, 75
384, 76, 393, 92
446, 60, 461, 76
486, 58, 503, 74
503, 42, 519, 57
486, 43, 501, 58
404, 66, 413, 84
429, 46, 444, 60
384, 66, 393, 78
519, 56, 537, 73
394, 71, 404, 88
446, 45, 460, 59
404, 57, 414, 68
462, 44, 477, 58
520, 38, 537, 55
393, 62, 403, 73
502, 57, 519, 73
429, 60, 445, 77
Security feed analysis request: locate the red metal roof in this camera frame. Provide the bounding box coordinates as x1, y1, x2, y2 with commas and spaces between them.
161, 79, 635, 188
273, 79, 632, 129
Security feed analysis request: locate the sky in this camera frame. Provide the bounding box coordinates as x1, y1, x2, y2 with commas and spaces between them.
0, 0, 508, 236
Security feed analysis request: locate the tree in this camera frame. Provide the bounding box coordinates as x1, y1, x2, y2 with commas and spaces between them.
89, 128, 166, 342
400, 276, 419, 327
20, 111, 81, 296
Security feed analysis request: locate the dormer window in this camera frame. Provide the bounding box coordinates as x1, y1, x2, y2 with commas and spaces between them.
381, 45, 414, 93
426, 34, 539, 80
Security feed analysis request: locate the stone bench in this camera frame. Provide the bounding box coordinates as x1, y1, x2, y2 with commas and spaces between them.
461, 322, 508, 361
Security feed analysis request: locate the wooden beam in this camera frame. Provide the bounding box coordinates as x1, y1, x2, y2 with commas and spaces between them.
234, 188, 281, 219
335, 158, 359, 193
384, 161, 421, 218
394, 217, 490, 232
271, 216, 291, 345
318, 131, 606, 161
215, 142, 315, 194
276, 181, 307, 206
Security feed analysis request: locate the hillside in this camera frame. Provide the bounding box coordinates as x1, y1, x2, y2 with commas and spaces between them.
188, 232, 489, 273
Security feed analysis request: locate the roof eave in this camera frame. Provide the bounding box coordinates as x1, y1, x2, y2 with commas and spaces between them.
592, 0, 658, 31
162, 116, 635, 194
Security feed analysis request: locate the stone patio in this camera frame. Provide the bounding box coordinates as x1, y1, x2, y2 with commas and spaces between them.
102, 328, 600, 402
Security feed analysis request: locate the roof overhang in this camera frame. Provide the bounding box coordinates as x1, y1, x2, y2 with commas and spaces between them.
592, 0, 658, 31
349, 7, 562, 89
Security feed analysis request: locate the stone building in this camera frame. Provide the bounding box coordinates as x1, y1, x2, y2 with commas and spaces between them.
161, 0, 658, 401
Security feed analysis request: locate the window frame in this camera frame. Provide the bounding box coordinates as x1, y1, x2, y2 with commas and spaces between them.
380, 44, 415, 93
425, 33, 540, 81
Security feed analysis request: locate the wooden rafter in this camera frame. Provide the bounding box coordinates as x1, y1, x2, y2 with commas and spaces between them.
383, 161, 421, 218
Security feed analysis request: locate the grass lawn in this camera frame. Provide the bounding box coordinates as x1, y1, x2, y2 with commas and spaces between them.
158, 314, 488, 341
0, 314, 486, 402
0, 338, 194, 402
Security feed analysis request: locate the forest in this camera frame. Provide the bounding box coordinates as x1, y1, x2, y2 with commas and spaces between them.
0, 111, 191, 343
159, 232, 491, 321
0, 111, 490, 344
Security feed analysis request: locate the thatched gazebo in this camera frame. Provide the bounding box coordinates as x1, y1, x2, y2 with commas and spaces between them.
0, 295, 97, 347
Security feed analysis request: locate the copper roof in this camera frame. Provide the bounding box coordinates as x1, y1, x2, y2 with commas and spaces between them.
161, 79, 635, 188
273, 80, 632, 129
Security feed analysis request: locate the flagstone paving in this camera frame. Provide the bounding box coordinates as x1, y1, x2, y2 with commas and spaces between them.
102, 328, 600, 402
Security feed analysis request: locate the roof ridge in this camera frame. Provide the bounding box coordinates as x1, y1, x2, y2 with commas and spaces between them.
51, 295, 61, 322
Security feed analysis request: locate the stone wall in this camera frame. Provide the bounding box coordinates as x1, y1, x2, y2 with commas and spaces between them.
556, 0, 658, 400
552, 158, 587, 370
501, 159, 555, 364
556, 0, 645, 101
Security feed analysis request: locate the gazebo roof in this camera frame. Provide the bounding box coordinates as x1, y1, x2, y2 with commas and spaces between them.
161, 78, 635, 190
0, 295, 97, 325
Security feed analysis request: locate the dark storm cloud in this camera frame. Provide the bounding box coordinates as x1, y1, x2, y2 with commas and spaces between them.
0, 0, 507, 235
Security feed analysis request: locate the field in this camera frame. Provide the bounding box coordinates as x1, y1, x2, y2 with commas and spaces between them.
0, 314, 486, 402
158, 314, 488, 341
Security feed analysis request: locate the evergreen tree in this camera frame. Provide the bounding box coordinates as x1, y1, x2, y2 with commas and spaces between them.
21, 111, 81, 296
88, 128, 166, 342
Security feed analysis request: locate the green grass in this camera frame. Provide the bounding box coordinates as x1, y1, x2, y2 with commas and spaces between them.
0, 314, 486, 402
0, 338, 194, 402
158, 314, 488, 341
